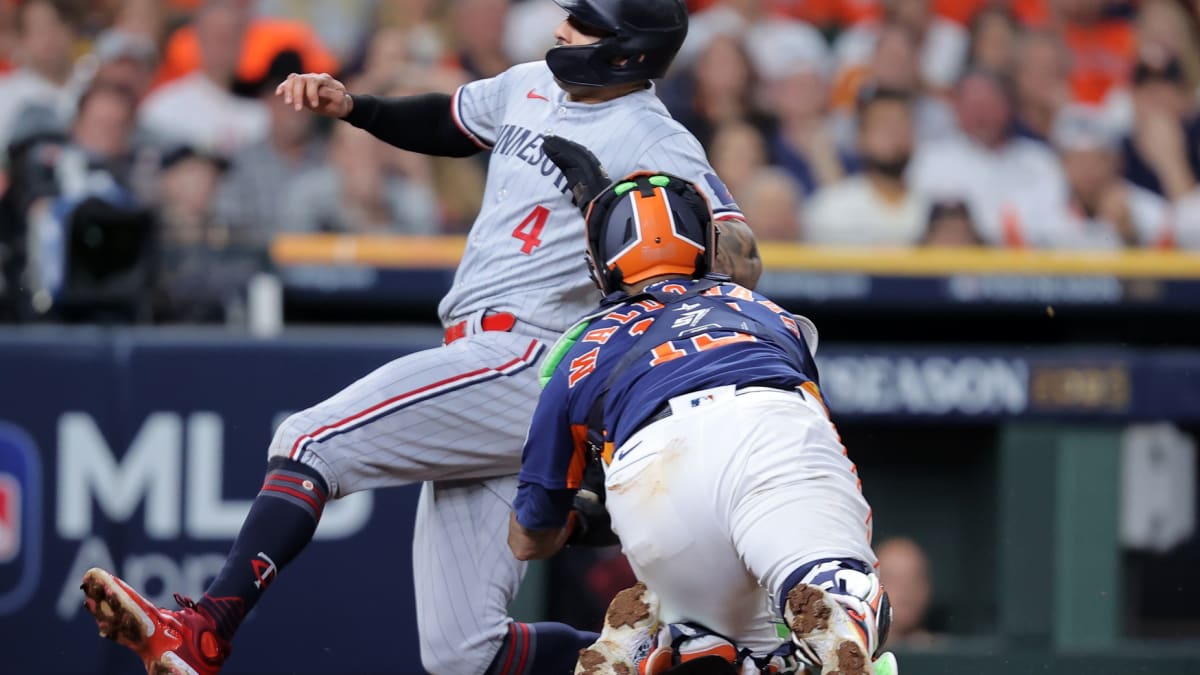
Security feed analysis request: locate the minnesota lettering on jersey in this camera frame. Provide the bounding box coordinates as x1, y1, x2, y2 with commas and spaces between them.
492, 124, 571, 194
443, 61, 745, 333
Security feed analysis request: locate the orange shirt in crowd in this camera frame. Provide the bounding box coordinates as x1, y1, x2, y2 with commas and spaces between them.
764, 0, 879, 26
1063, 19, 1135, 104
156, 17, 338, 88
931, 0, 1049, 27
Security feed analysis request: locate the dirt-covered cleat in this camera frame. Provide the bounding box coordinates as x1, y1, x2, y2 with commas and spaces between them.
785, 582, 882, 675
575, 582, 660, 675
81, 567, 230, 675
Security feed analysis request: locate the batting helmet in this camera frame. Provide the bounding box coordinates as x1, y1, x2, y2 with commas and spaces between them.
584, 171, 714, 295
548, 0, 689, 88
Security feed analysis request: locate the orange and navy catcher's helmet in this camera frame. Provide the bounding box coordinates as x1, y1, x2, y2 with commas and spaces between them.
583, 171, 715, 295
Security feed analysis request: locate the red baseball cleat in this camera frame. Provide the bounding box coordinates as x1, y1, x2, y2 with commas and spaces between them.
81, 567, 230, 675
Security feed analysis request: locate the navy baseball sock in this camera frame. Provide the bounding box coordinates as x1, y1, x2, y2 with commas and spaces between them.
485, 622, 599, 675
196, 457, 329, 642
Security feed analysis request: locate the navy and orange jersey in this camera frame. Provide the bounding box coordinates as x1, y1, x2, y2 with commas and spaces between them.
514, 278, 820, 530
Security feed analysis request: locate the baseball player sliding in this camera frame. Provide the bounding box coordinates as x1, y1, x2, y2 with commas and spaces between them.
79, 1, 760, 674
508, 138, 899, 675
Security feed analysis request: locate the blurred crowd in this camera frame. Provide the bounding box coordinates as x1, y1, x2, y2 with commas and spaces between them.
1, 0, 1200, 321
673, 0, 1200, 250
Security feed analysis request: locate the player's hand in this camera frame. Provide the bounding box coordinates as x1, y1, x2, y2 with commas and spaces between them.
543, 135, 611, 214
565, 488, 620, 547
276, 72, 353, 118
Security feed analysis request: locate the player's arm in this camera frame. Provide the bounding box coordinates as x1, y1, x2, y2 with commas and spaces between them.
275, 73, 481, 157
509, 370, 589, 561
508, 512, 574, 561
714, 217, 763, 290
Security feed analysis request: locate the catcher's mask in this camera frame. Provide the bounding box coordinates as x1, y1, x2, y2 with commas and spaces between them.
583, 172, 715, 295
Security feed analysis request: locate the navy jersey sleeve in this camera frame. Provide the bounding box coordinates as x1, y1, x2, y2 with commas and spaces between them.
514, 339, 601, 530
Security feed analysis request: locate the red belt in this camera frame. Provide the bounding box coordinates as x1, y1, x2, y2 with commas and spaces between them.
443, 312, 517, 345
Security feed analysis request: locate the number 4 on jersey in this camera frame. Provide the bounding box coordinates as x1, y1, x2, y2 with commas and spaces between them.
512, 205, 550, 254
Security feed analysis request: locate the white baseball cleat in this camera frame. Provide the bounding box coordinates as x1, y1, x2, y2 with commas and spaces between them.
785, 581, 895, 675
575, 582, 660, 675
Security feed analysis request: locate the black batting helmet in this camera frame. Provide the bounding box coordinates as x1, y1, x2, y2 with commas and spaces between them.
584, 171, 715, 295
548, 0, 689, 88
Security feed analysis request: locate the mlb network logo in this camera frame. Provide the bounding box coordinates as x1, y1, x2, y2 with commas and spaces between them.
0, 422, 41, 616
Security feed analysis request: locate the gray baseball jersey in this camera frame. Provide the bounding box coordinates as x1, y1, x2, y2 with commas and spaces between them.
269, 61, 740, 675
442, 61, 743, 334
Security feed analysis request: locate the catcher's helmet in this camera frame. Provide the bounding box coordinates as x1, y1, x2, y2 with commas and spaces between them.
548, 0, 689, 88
584, 172, 714, 295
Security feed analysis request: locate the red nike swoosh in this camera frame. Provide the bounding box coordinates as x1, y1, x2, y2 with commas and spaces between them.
527, 90, 549, 102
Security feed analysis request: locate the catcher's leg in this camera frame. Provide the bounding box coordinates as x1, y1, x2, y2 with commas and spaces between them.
593, 388, 791, 673
726, 389, 895, 674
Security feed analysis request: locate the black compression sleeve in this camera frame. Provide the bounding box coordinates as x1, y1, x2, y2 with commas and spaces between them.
341, 93, 483, 158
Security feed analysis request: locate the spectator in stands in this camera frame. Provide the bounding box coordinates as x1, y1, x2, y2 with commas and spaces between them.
1122, 49, 1200, 202
371, 0, 444, 71
155, 0, 338, 91
668, 33, 773, 150
109, 0, 167, 44
281, 123, 440, 236
0, 0, 80, 154
747, 20, 850, 197
9, 80, 153, 317
139, 0, 269, 154
90, 30, 159, 102
833, 24, 957, 143
908, 68, 1067, 247
8, 80, 149, 219
805, 88, 928, 246
967, 7, 1021, 78
68, 81, 145, 191
0, 3, 15, 74
256, 0, 372, 64
876, 537, 941, 649
503, 0, 563, 67
1012, 30, 1072, 144
833, 0, 970, 95
213, 51, 326, 248
1048, 104, 1173, 249
674, 0, 760, 69
739, 167, 805, 242
154, 144, 263, 323
1135, 0, 1200, 97
352, 25, 463, 98
1056, 0, 1135, 107
157, 145, 229, 246
448, 0, 512, 80
921, 199, 986, 247
709, 120, 769, 206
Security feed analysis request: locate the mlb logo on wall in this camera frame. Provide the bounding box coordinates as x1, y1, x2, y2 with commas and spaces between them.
0, 422, 41, 616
